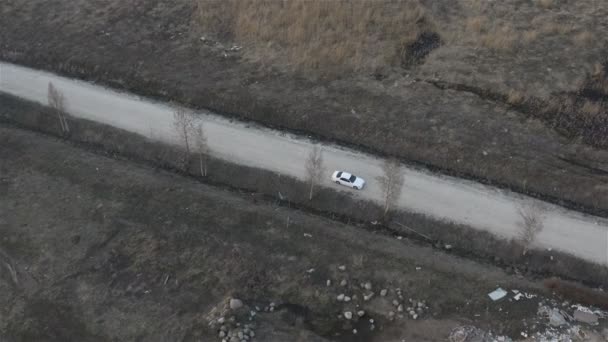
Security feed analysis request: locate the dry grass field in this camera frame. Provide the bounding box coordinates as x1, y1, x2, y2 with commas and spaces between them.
1, 0, 608, 215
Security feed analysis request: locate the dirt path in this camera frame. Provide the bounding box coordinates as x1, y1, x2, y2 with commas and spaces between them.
1, 62, 607, 265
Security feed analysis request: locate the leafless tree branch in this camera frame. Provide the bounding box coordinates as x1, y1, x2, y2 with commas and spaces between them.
173, 108, 194, 169
517, 201, 545, 255
377, 159, 404, 217
193, 122, 209, 177
47, 82, 70, 135
305, 145, 325, 200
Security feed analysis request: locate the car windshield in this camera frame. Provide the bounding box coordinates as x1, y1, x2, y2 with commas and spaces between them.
336, 171, 342, 178
349, 175, 357, 182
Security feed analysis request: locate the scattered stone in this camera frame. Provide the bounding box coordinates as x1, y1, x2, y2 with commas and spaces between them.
344, 311, 353, 320
380, 289, 388, 297
344, 296, 352, 302
218, 317, 225, 324
306, 268, 315, 273
409, 310, 416, 316
340, 279, 348, 287
388, 311, 395, 320
357, 310, 365, 317
363, 292, 374, 301
392, 299, 399, 307
219, 331, 226, 338
326, 279, 331, 286
412, 314, 418, 320
337, 294, 345, 301
448, 326, 487, 342
338, 265, 346, 271
397, 304, 403, 312
230, 298, 244, 310
364, 282, 373, 291
549, 309, 567, 327
352, 329, 357, 334
573, 310, 598, 324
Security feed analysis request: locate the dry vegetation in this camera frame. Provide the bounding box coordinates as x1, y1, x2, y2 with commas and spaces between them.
305, 145, 324, 201
196, 0, 437, 72
517, 202, 545, 255
47, 82, 70, 135
377, 159, 405, 218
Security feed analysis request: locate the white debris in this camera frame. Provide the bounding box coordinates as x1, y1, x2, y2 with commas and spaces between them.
338, 265, 346, 271
344, 311, 353, 320
488, 288, 508, 301
573, 309, 598, 324
230, 298, 244, 310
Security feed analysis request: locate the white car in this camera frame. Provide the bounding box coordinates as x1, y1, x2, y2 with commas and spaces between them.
331, 171, 366, 190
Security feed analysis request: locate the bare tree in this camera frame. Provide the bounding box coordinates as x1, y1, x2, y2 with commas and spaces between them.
47, 82, 70, 135
304, 145, 324, 200
377, 159, 404, 217
193, 122, 209, 177
517, 202, 545, 255
173, 108, 194, 168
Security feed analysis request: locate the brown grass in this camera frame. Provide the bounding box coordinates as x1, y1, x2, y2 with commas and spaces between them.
537, 0, 554, 9
539, 22, 575, 35
196, 0, 435, 72
465, 16, 486, 34
544, 277, 608, 310
580, 100, 602, 116
507, 89, 526, 106
573, 31, 594, 46
592, 62, 605, 77
522, 30, 539, 44
480, 25, 518, 51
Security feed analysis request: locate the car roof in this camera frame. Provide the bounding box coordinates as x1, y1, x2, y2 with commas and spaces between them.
340, 172, 352, 178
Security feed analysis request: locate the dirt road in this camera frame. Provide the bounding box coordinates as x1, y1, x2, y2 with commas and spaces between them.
1, 62, 607, 265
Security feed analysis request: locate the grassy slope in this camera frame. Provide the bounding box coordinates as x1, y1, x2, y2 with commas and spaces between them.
1, 0, 608, 215
1, 125, 556, 341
